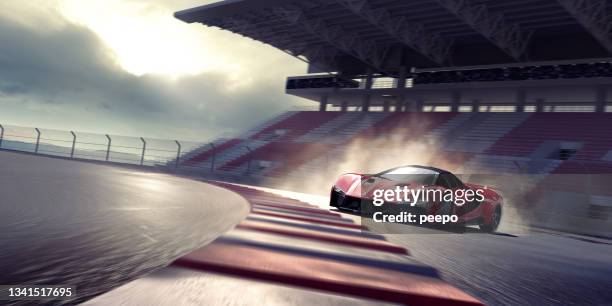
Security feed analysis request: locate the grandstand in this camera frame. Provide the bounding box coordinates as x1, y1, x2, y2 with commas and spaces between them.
178, 111, 611, 176
176, 0, 612, 112
174, 0, 612, 174
175, 1, 612, 231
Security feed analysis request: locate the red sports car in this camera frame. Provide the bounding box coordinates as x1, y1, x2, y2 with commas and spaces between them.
330, 165, 503, 232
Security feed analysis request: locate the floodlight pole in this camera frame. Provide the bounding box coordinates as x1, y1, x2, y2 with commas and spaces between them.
34, 128, 41, 154
70, 131, 76, 158
105, 134, 112, 162
175, 140, 182, 168
140, 137, 147, 166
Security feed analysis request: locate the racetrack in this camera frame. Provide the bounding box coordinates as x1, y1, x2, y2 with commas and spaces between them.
1, 150, 610, 306
382, 227, 612, 306
0, 151, 250, 305
343, 213, 612, 306
256, 187, 612, 306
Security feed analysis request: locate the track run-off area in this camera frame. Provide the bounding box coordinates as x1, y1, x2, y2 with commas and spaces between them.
0, 150, 611, 305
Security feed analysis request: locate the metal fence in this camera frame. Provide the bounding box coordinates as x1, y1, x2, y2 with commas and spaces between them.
0, 124, 208, 168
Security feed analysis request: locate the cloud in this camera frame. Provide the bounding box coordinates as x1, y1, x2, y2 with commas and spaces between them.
0, 0, 309, 141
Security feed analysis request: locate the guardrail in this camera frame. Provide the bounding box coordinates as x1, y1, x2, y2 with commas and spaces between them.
0, 124, 270, 176
0, 124, 208, 168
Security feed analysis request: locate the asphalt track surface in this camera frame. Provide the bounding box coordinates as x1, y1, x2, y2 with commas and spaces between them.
333, 211, 612, 306
251, 187, 612, 305
0, 151, 250, 305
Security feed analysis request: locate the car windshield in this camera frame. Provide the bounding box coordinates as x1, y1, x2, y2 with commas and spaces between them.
377, 166, 438, 185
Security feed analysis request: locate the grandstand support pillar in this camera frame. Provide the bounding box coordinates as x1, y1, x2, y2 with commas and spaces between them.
383, 99, 390, 112
472, 99, 481, 112
595, 86, 607, 113
362, 72, 374, 112
516, 89, 526, 112
397, 66, 408, 89
365, 71, 374, 90
362, 95, 371, 112
395, 96, 404, 112
535, 99, 545, 112
340, 101, 349, 112
319, 95, 329, 112
451, 91, 461, 112
415, 100, 424, 112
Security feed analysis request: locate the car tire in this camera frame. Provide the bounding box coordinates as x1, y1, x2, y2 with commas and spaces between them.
480, 205, 501, 233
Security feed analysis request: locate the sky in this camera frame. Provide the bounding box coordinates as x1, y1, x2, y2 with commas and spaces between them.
0, 0, 309, 141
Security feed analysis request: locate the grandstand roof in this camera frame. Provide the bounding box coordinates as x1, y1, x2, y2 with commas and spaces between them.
176, 0, 612, 76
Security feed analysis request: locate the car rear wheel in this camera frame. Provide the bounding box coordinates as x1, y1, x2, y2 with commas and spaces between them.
480, 205, 501, 233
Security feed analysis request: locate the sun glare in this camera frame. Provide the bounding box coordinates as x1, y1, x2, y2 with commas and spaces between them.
58, 0, 226, 78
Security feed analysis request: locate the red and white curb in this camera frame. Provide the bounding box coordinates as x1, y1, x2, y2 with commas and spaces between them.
86, 181, 485, 306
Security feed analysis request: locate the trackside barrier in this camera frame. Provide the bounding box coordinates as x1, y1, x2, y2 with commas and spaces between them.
2, 123, 610, 190
140, 137, 146, 166
0, 123, 260, 173
34, 128, 41, 154
105, 134, 111, 162
70, 131, 76, 158
175, 140, 182, 168
0, 124, 214, 168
